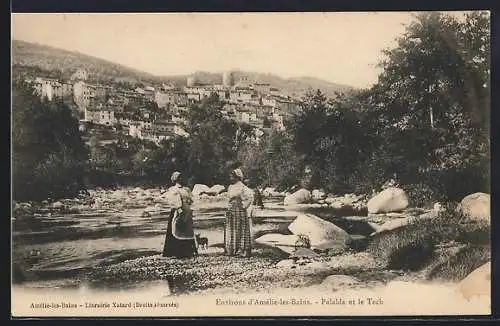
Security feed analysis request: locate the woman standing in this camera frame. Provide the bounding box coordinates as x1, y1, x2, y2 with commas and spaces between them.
162, 171, 198, 259
224, 168, 255, 257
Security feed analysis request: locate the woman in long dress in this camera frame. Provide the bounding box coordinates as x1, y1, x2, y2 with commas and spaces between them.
224, 168, 255, 257
162, 171, 198, 259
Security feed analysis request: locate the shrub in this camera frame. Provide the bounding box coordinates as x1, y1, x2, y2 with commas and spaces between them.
426, 244, 491, 281
456, 221, 490, 246
367, 222, 435, 271
401, 183, 446, 208
409, 212, 490, 245
367, 211, 491, 273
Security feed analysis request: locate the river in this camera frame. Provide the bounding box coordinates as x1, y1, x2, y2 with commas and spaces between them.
11, 197, 312, 288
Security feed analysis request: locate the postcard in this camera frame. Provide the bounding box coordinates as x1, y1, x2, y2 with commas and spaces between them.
11, 11, 491, 317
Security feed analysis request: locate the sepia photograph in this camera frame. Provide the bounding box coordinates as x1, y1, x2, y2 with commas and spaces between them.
11, 11, 491, 317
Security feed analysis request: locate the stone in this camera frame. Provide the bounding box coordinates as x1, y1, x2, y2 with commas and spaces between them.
283, 189, 312, 205
206, 185, 226, 195
51, 201, 64, 209
457, 193, 490, 222
458, 261, 491, 300
255, 233, 301, 254
321, 275, 361, 290
288, 214, 351, 250
192, 184, 211, 197
369, 217, 417, 236
324, 197, 338, 205
263, 187, 283, 197
367, 187, 409, 214
312, 189, 327, 201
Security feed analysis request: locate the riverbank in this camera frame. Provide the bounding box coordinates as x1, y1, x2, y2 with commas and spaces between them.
12, 186, 491, 308
85, 246, 394, 294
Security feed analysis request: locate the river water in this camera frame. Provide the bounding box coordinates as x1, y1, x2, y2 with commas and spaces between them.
11, 198, 312, 287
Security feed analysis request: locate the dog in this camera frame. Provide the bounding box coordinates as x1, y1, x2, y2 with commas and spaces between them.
294, 234, 311, 249
195, 233, 208, 250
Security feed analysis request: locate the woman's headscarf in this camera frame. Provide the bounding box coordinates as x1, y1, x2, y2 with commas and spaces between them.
171, 171, 182, 184
232, 168, 244, 180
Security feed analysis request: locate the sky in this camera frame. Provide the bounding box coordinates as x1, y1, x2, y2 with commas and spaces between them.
10, 12, 470, 88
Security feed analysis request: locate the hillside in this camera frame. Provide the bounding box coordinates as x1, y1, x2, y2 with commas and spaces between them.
11, 40, 158, 85
12, 40, 355, 97
170, 70, 355, 98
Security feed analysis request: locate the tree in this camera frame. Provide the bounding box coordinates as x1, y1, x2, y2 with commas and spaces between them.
12, 82, 89, 201
182, 94, 252, 185
237, 129, 304, 189
371, 11, 490, 199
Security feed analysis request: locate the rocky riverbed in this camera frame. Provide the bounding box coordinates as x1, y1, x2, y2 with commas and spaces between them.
11, 186, 491, 305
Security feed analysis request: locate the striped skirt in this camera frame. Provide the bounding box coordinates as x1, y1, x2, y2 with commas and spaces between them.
224, 198, 252, 256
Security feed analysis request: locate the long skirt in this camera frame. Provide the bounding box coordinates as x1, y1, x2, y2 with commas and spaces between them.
224, 199, 252, 256
162, 208, 197, 258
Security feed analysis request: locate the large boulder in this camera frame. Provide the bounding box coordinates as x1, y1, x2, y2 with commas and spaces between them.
457, 193, 490, 222
254, 233, 302, 254
283, 189, 312, 205
12, 202, 34, 218
192, 184, 211, 197
458, 261, 490, 300
288, 214, 351, 250
367, 187, 409, 214
206, 185, 226, 196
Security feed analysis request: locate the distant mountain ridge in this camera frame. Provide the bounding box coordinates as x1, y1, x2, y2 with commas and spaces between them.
12, 39, 355, 97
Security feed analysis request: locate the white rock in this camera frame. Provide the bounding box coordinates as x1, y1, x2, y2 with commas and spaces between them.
457, 193, 490, 222
255, 233, 301, 254
192, 184, 211, 197
206, 184, 226, 195
370, 217, 417, 236
284, 189, 312, 205
367, 187, 409, 214
263, 187, 280, 197
312, 189, 327, 201
288, 214, 351, 249
52, 201, 64, 209
458, 261, 491, 300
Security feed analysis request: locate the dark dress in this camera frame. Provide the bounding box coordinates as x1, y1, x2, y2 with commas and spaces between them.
162, 185, 197, 259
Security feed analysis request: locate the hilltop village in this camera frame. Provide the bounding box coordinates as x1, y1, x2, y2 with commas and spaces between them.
23, 69, 302, 145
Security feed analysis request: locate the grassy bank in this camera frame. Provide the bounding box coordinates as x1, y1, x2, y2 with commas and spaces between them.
366, 211, 490, 279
